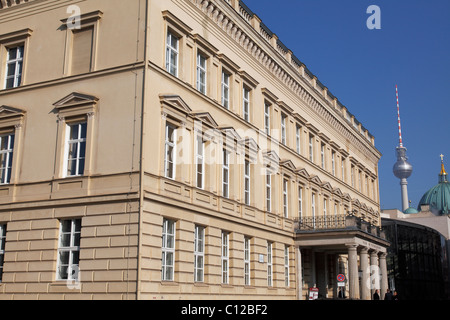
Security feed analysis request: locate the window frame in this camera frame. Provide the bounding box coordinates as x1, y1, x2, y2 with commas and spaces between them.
64, 121, 87, 178
194, 225, 205, 282
166, 30, 180, 77
242, 86, 250, 122
222, 149, 230, 198
244, 236, 251, 286
284, 245, 290, 287
221, 70, 231, 109
196, 52, 207, 94
244, 159, 251, 206
4, 45, 24, 89
283, 178, 289, 218
281, 113, 287, 145
162, 218, 176, 281
266, 170, 271, 212
195, 134, 205, 189
56, 218, 81, 281
164, 122, 177, 180
0, 224, 6, 283
221, 231, 229, 284
267, 241, 273, 287
0, 133, 15, 185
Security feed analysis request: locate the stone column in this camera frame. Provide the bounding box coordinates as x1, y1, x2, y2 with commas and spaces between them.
296, 246, 303, 300
379, 252, 388, 300
359, 247, 370, 300
370, 250, 380, 297
347, 244, 359, 299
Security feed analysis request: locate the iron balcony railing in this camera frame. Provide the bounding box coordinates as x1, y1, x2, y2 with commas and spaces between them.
294, 214, 386, 239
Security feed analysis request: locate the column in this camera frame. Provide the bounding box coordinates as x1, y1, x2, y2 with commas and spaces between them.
370, 250, 380, 298
296, 246, 303, 300
347, 244, 359, 299
360, 247, 370, 300
379, 252, 388, 300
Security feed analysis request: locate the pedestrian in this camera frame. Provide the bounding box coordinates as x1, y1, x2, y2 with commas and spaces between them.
393, 290, 399, 300
384, 288, 393, 300
373, 289, 380, 300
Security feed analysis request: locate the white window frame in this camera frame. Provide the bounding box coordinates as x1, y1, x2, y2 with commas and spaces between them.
311, 192, 316, 228
221, 71, 230, 109
332, 151, 336, 176
284, 245, 290, 287
321, 143, 325, 169
4, 45, 24, 89
296, 125, 301, 154
309, 135, 314, 162
221, 231, 229, 284
298, 186, 303, 219
0, 224, 6, 282
267, 241, 273, 287
166, 31, 179, 77
196, 135, 205, 189
281, 113, 287, 145
266, 170, 271, 212
196, 52, 207, 94
323, 198, 328, 227
244, 159, 251, 205
222, 149, 229, 198
164, 123, 176, 179
244, 236, 251, 286
283, 178, 289, 218
64, 122, 87, 177
243, 87, 250, 122
56, 219, 81, 281
342, 158, 345, 181
264, 103, 271, 135
0, 133, 14, 185
162, 218, 176, 281
194, 225, 205, 282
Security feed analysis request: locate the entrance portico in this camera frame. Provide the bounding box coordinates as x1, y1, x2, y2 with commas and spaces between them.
295, 215, 390, 300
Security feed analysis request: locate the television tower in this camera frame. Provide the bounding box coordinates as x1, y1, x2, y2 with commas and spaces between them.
392, 85, 413, 212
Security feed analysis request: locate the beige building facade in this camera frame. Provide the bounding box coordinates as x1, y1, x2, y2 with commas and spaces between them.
0, 0, 389, 300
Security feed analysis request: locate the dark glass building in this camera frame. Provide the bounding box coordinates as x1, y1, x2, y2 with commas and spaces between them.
382, 218, 448, 300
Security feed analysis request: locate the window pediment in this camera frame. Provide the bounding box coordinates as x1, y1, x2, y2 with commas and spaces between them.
0, 105, 26, 127
53, 92, 98, 118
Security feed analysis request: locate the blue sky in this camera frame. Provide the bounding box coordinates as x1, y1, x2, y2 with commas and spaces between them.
242, 0, 450, 210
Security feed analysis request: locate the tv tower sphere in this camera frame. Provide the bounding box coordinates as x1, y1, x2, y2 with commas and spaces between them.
393, 147, 413, 179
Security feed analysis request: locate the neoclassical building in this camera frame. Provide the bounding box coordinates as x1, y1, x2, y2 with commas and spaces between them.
0, 0, 389, 300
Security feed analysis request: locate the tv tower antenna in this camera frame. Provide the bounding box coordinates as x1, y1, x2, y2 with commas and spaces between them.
392, 85, 413, 212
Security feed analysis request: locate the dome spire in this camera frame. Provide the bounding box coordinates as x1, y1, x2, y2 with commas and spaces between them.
440, 154, 448, 183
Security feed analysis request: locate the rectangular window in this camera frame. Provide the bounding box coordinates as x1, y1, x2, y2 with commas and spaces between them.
309, 135, 314, 162
323, 198, 328, 227
164, 123, 176, 179
296, 125, 301, 154
266, 171, 271, 212
166, 31, 179, 77
194, 225, 205, 282
311, 192, 316, 228
162, 218, 175, 281
351, 165, 355, 188
321, 143, 325, 169
244, 160, 251, 205
57, 219, 81, 281
0, 133, 14, 185
283, 178, 289, 218
65, 122, 87, 177
332, 151, 336, 176
221, 231, 229, 284
196, 135, 205, 189
281, 113, 287, 145
284, 245, 290, 287
342, 158, 345, 181
196, 53, 207, 94
71, 27, 94, 74
244, 236, 251, 286
298, 186, 303, 219
222, 149, 229, 198
5, 46, 24, 89
267, 241, 273, 287
264, 103, 270, 135
221, 71, 230, 109
0, 224, 6, 282
243, 87, 250, 122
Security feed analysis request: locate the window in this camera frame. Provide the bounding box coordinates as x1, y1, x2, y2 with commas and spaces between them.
221, 231, 229, 284
266, 171, 271, 212
309, 135, 314, 162
65, 122, 87, 177
244, 237, 251, 286
311, 192, 316, 228
283, 178, 289, 218
332, 151, 336, 176
0, 133, 14, 184
321, 143, 325, 169
296, 125, 301, 154
341, 158, 345, 181
264, 103, 270, 135
244, 159, 251, 205
164, 123, 176, 179
281, 113, 287, 145
267, 242, 273, 287
243, 87, 250, 122
166, 31, 179, 77
222, 149, 229, 198
298, 186, 303, 219
284, 246, 290, 287
194, 225, 205, 282
323, 198, 328, 227
0, 224, 6, 282
57, 219, 81, 281
162, 218, 175, 281
196, 135, 205, 189
4, 46, 24, 89
196, 53, 207, 94
71, 27, 94, 74
221, 71, 230, 109
351, 165, 355, 187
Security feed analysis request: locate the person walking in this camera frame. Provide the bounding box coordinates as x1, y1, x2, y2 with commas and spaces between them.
384, 289, 393, 300
393, 291, 399, 300
373, 289, 380, 300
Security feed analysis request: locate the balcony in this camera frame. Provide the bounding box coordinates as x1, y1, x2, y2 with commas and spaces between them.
294, 214, 386, 240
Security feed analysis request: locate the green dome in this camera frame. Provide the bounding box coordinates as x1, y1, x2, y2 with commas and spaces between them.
417, 159, 450, 215
404, 207, 419, 214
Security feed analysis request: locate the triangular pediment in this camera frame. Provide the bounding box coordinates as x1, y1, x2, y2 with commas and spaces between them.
332, 188, 344, 197
159, 94, 192, 114
342, 193, 352, 202
192, 112, 218, 128
295, 168, 310, 180
0, 105, 26, 119
53, 92, 98, 109
352, 198, 361, 207
240, 137, 260, 152
218, 126, 242, 142
310, 175, 322, 186
280, 159, 296, 172
321, 181, 333, 193
262, 150, 280, 170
